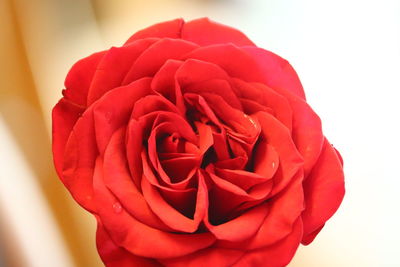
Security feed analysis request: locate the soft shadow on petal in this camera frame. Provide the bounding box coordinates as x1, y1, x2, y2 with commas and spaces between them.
206, 170, 272, 223
140, 168, 209, 233
204, 202, 269, 242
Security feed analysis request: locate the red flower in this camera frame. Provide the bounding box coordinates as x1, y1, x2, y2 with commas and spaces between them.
52, 18, 345, 267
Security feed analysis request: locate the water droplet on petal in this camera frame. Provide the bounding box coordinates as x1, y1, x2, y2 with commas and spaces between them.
105, 111, 113, 122
272, 162, 276, 169
113, 202, 122, 213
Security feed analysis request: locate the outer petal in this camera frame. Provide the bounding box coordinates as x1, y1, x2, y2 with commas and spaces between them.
122, 38, 199, 84
254, 112, 303, 196
63, 50, 106, 107
96, 221, 160, 267
182, 18, 255, 47
274, 87, 324, 176
52, 98, 84, 177
61, 106, 98, 211
87, 39, 157, 105
301, 138, 345, 244
243, 46, 306, 99
124, 18, 256, 48
161, 247, 245, 267
124, 18, 184, 45
233, 218, 303, 267
183, 44, 268, 84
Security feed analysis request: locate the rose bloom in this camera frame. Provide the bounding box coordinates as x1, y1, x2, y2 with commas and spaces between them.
52, 18, 345, 267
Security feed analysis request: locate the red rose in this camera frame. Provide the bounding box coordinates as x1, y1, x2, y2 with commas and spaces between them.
52, 18, 345, 267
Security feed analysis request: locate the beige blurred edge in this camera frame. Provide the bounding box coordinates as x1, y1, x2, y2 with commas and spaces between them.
0, 0, 338, 266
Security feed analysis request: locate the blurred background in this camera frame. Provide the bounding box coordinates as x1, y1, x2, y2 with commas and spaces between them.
1, 0, 399, 266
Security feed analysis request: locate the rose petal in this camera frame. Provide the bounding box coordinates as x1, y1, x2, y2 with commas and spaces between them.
185, 79, 242, 111
87, 39, 157, 105
244, 170, 304, 250
183, 44, 268, 84
63, 50, 106, 107
215, 168, 269, 191
160, 247, 244, 267
126, 111, 194, 189
254, 112, 303, 196
301, 225, 324, 245
103, 127, 172, 231
146, 117, 198, 187
151, 59, 185, 111
239, 98, 274, 115
52, 98, 84, 177
205, 202, 269, 242
243, 46, 306, 100
176, 58, 242, 110
62, 106, 98, 211
182, 18, 255, 47
200, 93, 258, 141
233, 218, 303, 267
96, 220, 159, 267
141, 175, 199, 232
124, 18, 184, 45
93, 77, 152, 155
123, 39, 199, 84
232, 79, 293, 131
141, 167, 209, 233
301, 138, 345, 244
273, 87, 323, 176
252, 142, 280, 180
93, 157, 216, 259
184, 94, 231, 161
161, 157, 200, 183
131, 94, 180, 120
207, 170, 273, 222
